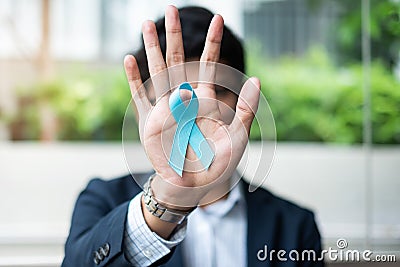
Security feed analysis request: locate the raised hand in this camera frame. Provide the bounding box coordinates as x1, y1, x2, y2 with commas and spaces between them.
124, 5, 260, 207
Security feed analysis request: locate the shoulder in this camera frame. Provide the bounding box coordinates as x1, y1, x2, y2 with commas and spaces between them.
86, 173, 135, 191
243, 181, 316, 224
269, 189, 315, 220
82, 172, 147, 206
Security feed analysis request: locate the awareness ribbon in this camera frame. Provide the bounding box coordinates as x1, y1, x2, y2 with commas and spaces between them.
168, 82, 215, 176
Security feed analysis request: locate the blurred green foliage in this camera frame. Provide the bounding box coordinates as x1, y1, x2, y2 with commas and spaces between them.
335, 0, 400, 68
247, 47, 400, 144
13, 66, 137, 141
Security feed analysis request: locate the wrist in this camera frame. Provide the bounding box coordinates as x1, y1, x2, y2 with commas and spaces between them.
140, 194, 179, 239
142, 174, 197, 224
150, 173, 206, 208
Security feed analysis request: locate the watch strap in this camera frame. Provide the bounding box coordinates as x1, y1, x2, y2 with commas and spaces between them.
143, 174, 195, 224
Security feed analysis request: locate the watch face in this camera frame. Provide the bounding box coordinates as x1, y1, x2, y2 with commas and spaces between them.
160, 210, 186, 225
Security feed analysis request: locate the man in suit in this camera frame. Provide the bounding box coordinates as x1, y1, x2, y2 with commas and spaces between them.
63, 6, 324, 267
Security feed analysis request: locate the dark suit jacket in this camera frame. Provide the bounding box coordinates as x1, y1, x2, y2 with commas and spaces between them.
62, 173, 324, 267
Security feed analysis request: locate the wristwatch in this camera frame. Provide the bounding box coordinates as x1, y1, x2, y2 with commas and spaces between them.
143, 174, 195, 224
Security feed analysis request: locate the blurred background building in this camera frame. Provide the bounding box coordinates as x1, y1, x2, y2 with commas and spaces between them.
0, 0, 399, 266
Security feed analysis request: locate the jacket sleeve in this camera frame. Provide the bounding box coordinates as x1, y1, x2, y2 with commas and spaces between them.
62, 178, 174, 267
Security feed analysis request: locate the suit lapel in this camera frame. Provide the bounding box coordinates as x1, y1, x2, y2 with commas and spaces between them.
244, 182, 277, 267
162, 243, 184, 267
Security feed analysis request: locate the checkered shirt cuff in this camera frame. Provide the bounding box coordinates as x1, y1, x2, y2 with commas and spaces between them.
123, 192, 187, 266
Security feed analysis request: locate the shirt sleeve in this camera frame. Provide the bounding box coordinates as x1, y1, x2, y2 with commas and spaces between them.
123, 192, 187, 266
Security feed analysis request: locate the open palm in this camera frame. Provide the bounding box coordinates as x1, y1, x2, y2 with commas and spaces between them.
124, 6, 260, 204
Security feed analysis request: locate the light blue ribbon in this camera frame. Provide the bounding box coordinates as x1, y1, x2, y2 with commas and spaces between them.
168, 82, 215, 176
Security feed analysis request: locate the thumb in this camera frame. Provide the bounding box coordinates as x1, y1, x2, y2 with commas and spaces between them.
230, 77, 261, 134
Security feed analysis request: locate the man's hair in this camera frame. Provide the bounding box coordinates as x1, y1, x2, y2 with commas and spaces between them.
133, 6, 245, 82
